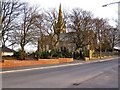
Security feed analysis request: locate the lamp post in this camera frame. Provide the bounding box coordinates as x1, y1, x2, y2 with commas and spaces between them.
99, 30, 102, 59
102, 1, 120, 29
102, 1, 120, 55
102, 1, 120, 7
0, 1, 2, 62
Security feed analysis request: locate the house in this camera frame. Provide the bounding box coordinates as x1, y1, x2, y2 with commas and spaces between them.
2, 46, 15, 56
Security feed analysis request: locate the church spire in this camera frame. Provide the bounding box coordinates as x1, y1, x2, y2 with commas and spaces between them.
58, 3, 63, 24
54, 4, 66, 34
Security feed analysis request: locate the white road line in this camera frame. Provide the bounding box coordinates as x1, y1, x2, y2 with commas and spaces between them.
0, 57, 119, 74
0, 63, 83, 74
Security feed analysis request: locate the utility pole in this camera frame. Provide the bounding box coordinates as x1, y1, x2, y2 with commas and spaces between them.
99, 30, 102, 59
102, 1, 120, 55
0, 1, 2, 62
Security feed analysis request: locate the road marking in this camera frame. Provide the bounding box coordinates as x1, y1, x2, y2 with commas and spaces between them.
0, 63, 83, 74
0, 57, 119, 74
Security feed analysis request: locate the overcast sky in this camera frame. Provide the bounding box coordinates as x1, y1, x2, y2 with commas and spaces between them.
17, 0, 119, 52
22, 0, 118, 27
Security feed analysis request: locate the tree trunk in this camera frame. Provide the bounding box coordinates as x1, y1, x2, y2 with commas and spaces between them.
19, 44, 26, 60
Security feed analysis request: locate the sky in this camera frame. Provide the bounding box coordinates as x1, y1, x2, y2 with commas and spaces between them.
17, 0, 119, 52
22, 0, 118, 26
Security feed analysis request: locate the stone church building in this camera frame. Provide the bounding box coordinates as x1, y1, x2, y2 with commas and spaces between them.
38, 4, 76, 52
38, 4, 97, 53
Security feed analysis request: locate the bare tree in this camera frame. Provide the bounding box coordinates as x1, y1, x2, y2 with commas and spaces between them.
33, 13, 46, 52
44, 8, 58, 50
9, 3, 42, 59
111, 19, 120, 50
108, 28, 120, 52
1, 0, 23, 46
93, 18, 109, 54
69, 8, 96, 51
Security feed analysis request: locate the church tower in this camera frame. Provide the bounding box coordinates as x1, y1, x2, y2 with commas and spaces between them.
54, 4, 66, 34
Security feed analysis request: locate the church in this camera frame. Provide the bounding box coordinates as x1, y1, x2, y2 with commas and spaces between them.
38, 4, 97, 54
38, 4, 76, 52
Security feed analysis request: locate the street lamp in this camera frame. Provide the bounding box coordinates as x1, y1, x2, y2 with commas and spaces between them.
102, 1, 120, 23
102, 1, 120, 7
102, 1, 120, 56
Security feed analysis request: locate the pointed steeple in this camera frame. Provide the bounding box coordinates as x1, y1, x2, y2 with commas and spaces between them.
58, 3, 63, 24
54, 4, 66, 34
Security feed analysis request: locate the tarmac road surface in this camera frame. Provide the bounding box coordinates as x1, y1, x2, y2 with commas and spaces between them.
2, 58, 119, 88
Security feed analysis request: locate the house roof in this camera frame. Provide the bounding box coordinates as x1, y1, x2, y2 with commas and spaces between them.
2, 46, 15, 52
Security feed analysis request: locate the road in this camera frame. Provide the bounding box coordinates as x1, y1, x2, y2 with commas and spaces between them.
2, 58, 119, 88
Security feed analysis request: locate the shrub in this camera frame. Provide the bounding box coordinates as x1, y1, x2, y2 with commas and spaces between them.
50, 49, 72, 58
35, 51, 50, 59
83, 50, 89, 57
14, 51, 19, 59
61, 51, 72, 58
73, 52, 80, 60
40, 51, 50, 59
14, 50, 26, 60
73, 51, 85, 60
35, 49, 73, 59
50, 49, 60, 58
34, 51, 41, 59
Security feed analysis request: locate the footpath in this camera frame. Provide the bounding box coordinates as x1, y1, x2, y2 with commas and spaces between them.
0, 56, 119, 74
